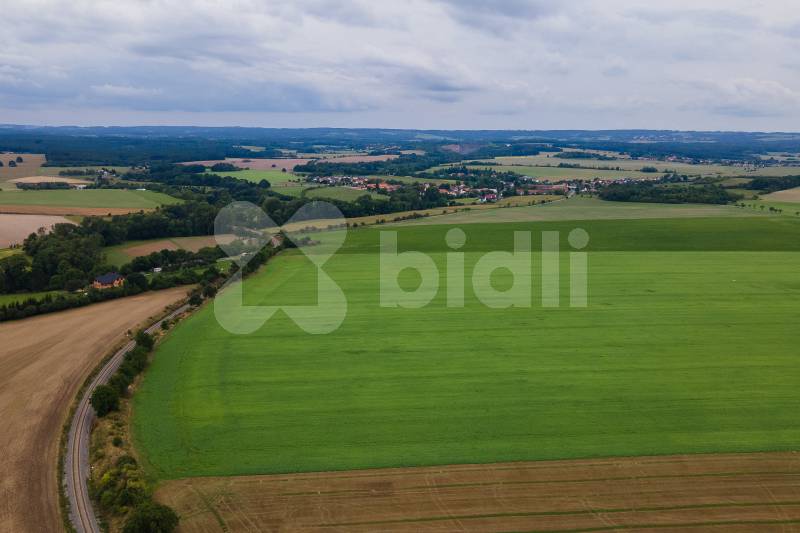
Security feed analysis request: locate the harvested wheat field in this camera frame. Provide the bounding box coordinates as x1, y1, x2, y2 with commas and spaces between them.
11, 176, 91, 186
0, 213, 73, 247
157, 452, 800, 532
0, 153, 47, 189
0, 287, 190, 533
764, 187, 800, 203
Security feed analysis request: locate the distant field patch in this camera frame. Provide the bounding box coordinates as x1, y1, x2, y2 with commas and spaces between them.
208, 169, 301, 186
399, 197, 764, 225
104, 235, 234, 265
464, 164, 661, 181
0, 153, 47, 189
181, 158, 312, 171
0, 189, 180, 215
0, 213, 73, 247
35, 166, 131, 177
11, 176, 91, 186
763, 186, 800, 203
304, 186, 385, 202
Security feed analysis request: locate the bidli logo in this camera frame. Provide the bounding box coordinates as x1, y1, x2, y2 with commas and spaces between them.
212, 201, 590, 336
213, 201, 348, 335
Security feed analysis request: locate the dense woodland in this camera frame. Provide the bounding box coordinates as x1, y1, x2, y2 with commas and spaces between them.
599, 183, 741, 204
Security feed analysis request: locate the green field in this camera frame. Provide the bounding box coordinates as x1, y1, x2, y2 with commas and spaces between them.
208, 169, 302, 185
400, 197, 765, 225
304, 186, 386, 202
0, 248, 22, 260
0, 290, 65, 305
133, 215, 800, 480
0, 189, 180, 208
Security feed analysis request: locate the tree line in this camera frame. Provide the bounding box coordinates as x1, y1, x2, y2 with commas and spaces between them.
599, 183, 742, 204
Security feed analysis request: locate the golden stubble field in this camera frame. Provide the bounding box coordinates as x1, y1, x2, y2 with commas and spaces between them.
0, 287, 190, 533
157, 452, 800, 532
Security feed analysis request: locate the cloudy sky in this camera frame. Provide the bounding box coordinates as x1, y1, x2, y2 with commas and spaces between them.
1, 0, 799, 130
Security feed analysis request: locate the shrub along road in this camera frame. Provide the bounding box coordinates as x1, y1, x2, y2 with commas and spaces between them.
65, 301, 191, 533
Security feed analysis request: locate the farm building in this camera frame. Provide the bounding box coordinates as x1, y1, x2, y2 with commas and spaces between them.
93, 272, 125, 290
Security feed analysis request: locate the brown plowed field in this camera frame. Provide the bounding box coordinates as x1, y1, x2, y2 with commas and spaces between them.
0, 204, 152, 216
0, 287, 191, 533
156, 452, 800, 532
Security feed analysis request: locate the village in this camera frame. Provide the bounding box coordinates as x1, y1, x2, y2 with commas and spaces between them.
305, 173, 647, 203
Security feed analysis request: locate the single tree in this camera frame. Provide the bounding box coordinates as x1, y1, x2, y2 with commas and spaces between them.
134, 330, 154, 351
122, 502, 179, 533
15, 156, 23, 163
90, 385, 120, 416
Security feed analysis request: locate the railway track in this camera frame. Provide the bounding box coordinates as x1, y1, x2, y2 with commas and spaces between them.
64, 303, 190, 533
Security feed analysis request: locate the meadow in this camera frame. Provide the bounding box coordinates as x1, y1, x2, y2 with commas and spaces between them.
303, 186, 385, 202
133, 215, 800, 480
0, 189, 179, 209
208, 169, 301, 185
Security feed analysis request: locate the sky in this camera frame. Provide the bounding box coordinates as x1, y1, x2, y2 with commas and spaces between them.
1, 0, 799, 131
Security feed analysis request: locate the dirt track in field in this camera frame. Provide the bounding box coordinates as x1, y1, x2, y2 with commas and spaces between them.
0, 287, 190, 533
0, 204, 153, 216
156, 452, 800, 532
0, 213, 73, 247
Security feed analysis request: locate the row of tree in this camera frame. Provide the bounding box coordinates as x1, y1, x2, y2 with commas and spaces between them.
599, 183, 741, 204
89, 331, 179, 533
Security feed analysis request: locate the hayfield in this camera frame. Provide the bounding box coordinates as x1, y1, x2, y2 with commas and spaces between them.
0, 189, 180, 215
763, 186, 800, 203
133, 216, 800, 480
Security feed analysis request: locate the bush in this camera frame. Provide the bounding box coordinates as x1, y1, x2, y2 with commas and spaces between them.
91, 385, 120, 416
122, 502, 179, 533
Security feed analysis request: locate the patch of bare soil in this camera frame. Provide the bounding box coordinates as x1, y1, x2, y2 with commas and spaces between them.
0, 287, 191, 533
156, 452, 800, 532
0, 213, 74, 247
11, 176, 91, 186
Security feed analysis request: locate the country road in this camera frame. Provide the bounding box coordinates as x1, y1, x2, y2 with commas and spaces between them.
64, 303, 191, 533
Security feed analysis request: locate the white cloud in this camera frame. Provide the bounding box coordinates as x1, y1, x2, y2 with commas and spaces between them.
0, 0, 798, 129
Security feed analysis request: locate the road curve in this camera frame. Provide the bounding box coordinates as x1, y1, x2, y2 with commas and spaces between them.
64, 303, 191, 533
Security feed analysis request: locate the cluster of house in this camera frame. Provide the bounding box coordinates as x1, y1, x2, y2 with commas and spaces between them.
92, 272, 125, 290
308, 174, 578, 203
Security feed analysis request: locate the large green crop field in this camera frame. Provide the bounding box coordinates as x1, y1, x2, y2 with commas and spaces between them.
0, 189, 179, 208
133, 215, 800, 480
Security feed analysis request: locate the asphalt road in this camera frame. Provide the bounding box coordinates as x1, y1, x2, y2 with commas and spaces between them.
64, 303, 190, 533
